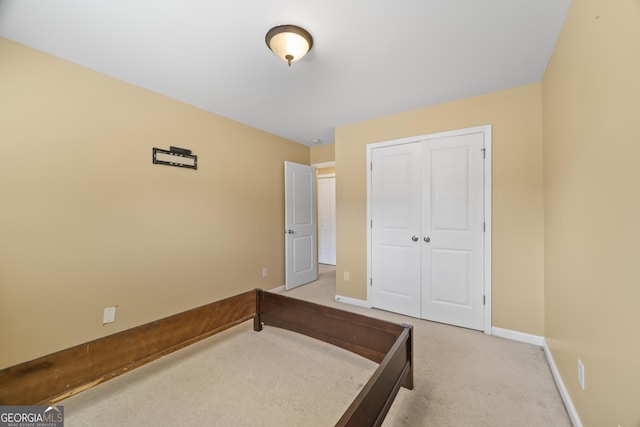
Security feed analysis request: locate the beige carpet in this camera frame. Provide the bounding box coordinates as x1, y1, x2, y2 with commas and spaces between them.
61, 265, 571, 426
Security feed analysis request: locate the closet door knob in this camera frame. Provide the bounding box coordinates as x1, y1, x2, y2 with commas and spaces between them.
411, 236, 419, 242
424, 236, 431, 243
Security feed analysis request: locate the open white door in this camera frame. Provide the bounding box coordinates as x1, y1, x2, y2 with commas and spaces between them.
285, 161, 318, 290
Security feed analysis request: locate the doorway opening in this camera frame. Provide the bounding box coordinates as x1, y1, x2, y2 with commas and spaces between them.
314, 162, 336, 267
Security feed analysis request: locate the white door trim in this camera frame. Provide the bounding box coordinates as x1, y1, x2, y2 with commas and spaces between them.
366, 125, 492, 334
311, 161, 336, 169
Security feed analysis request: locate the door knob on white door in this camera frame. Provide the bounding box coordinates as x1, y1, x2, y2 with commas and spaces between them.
424, 236, 431, 243
286, 230, 295, 234
412, 236, 419, 242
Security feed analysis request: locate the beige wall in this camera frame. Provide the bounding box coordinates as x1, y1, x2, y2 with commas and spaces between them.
335, 83, 545, 335
310, 143, 335, 164
6, 1, 638, 418
542, 1, 640, 425
0, 39, 308, 369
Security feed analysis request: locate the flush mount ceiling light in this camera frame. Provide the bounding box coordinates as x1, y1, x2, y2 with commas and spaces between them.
265, 25, 313, 67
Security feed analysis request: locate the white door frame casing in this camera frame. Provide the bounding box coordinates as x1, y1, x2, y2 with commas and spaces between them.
366, 125, 493, 334
312, 161, 335, 169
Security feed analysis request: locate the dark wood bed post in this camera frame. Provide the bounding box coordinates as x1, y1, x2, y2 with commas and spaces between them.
402, 323, 414, 390
253, 289, 263, 332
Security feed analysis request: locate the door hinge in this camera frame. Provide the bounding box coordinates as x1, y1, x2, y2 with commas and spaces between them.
370, 220, 373, 228
370, 278, 373, 287
483, 222, 486, 232
483, 295, 486, 305
370, 162, 373, 171
481, 148, 486, 159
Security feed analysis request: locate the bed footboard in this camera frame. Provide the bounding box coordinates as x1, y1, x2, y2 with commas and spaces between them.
257, 290, 413, 426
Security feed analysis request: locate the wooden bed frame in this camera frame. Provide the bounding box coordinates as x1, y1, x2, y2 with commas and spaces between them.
0, 289, 413, 426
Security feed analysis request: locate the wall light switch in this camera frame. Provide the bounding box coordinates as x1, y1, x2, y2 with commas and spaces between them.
262, 267, 268, 278
103, 306, 116, 324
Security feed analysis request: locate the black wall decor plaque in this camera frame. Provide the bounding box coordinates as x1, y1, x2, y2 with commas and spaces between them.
153, 147, 197, 170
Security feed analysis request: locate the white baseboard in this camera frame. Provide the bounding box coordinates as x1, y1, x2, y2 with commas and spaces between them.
265, 291, 581, 425
543, 339, 583, 427
492, 329, 581, 426
269, 285, 285, 293
334, 295, 371, 308
491, 327, 545, 347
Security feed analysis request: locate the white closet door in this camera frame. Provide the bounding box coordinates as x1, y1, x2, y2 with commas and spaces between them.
371, 143, 422, 318
369, 130, 486, 330
318, 176, 336, 265
421, 133, 485, 330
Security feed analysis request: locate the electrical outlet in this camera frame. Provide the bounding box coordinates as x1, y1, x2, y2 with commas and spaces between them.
577, 359, 585, 390
103, 306, 116, 324
262, 267, 268, 278
343, 271, 350, 281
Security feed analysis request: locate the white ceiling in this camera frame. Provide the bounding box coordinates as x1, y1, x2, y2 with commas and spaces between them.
0, 0, 572, 146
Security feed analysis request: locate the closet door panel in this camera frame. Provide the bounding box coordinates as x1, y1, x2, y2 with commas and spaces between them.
371, 143, 421, 318
421, 133, 485, 330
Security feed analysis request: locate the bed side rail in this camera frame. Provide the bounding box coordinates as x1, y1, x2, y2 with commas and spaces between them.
335, 325, 413, 427
0, 290, 258, 405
